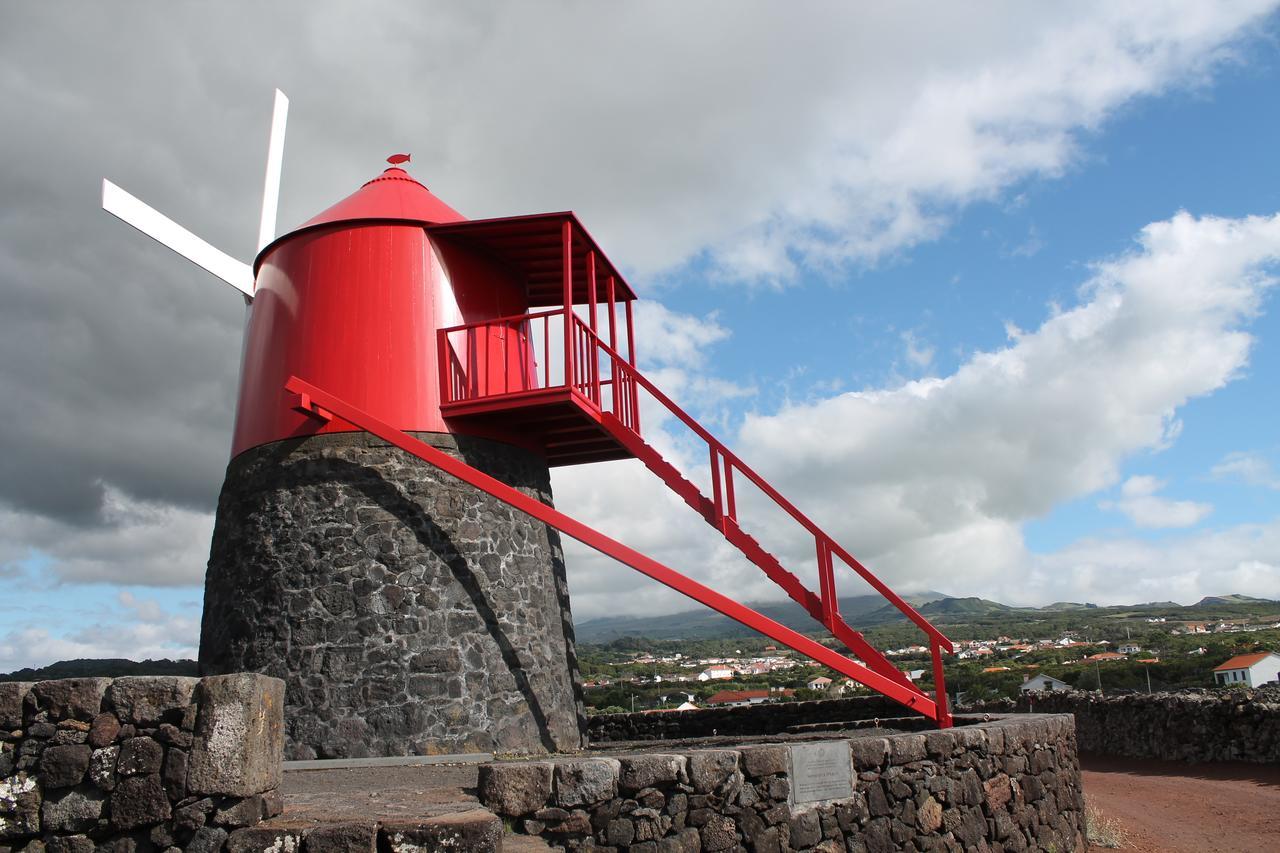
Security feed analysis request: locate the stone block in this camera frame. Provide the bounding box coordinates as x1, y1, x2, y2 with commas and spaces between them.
618, 754, 685, 792
213, 795, 265, 828
700, 814, 737, 852
27, 680, 111, 723
0, 684, 32, 730
44, 836, 93, 853
88, 745, 119, 791
0, 773, 41, 839
116, 737, 163, 776
111, 775, 171, 829
477, 761, 552, 816
686, 750, 739, 794
172, 797, 215, 831
889, 734, 927, 764
185, 826, 229, 853
303, 821, 377, 853
88, 713, 121, 749
849, 737, 889, 770
788, 810, 821, 849
187, 674, 284, 797
380, 809, 502, 852
161, 748, 187, 801
106, 678, 199, 727
738, 745, 787, 779
39, 744, 91, 789
553, 758, 619, 807
40, 785, 103, 833
226, 826, 304, 853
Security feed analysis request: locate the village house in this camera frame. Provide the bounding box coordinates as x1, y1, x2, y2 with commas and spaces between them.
696, 666, 734, 681
806, 676, 833, 691
1118, 643, 1141, 655
1021, 673, 1072, 693
1086, 652, 1127, 662
1212, 651, 1280, 687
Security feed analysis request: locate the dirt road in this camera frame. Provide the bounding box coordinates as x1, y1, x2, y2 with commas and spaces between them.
1082, 754, 1280, 852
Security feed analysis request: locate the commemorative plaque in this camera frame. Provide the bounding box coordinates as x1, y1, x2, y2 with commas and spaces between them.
788, 741, 854, 805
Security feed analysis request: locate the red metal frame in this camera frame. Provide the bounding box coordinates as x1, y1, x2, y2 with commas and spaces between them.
286, 375, 951, 726
436, 318, 953, 726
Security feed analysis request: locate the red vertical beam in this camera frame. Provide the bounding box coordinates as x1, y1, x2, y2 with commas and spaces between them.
437, 331, 452, 403
931, 640, 952, 728
607, 276, 618, 351
587, 251, 600, 405
818, 538, 838, 628
624, 299, 639, 433
562, 219, 573, 389
709, 446, 724, 530
723, 459, 737, 523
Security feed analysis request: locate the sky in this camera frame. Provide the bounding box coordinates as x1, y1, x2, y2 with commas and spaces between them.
2, 1, 1280, 671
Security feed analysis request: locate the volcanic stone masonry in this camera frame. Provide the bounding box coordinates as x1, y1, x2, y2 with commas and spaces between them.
1010, 685, 1280, 764
199, 430, 587, 760
0, 674, 283, 853
480, 713, 1086, 852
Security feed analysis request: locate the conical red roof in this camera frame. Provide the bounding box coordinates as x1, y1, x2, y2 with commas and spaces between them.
297, 166, 465, 230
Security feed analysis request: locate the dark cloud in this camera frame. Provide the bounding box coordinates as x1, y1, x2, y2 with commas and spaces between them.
0, 1, 1274, 581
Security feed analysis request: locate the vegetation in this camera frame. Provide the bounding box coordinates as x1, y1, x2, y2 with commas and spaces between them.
0, 658, 198, 683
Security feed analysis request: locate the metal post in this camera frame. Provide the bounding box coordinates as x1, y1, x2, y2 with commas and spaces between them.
587, 250, 600, 404
562, 219, 573, 389
625, 299, 639, 432
930, 640, 952, 728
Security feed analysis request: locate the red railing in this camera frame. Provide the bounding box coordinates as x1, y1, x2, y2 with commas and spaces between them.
438, 308, 953, 725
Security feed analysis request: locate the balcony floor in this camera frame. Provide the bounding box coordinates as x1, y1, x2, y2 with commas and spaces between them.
442, 387, 634, 467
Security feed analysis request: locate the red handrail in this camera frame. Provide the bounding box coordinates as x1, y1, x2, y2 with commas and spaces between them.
436, 308, 954, 723
287, 374, 948, 725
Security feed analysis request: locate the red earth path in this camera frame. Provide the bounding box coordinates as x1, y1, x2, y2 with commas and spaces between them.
1082, 754, 1280, 853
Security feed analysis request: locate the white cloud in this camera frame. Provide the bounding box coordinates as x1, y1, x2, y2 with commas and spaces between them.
901, 331, 936, 371
1022, 519, 1280, 606
0, 487, 214, 587
561, 210, 1280, 619
1212, 450, 1280, 487
1100, 475, 1213, 528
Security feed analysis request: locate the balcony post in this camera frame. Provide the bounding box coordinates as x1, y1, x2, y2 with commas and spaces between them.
562, 219, 573, 389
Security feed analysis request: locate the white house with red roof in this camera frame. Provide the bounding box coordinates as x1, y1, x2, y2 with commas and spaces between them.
1212, 651, 1280, 687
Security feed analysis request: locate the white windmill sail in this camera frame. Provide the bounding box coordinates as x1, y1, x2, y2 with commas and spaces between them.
257, 89, 289, 252
102, 88, 291, 301
101, 179, 255, 297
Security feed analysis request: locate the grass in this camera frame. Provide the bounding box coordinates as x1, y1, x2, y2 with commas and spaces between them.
1086, 799, 1127, 849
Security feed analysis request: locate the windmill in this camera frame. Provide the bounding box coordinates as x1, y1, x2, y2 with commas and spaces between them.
101, 90, 954, 759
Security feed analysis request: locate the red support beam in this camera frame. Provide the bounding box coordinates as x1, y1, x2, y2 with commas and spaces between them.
285, 375, 945, 724
561, 219, 573, 389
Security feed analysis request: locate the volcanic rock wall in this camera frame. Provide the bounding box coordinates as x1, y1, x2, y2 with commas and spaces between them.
0, 674, 283, 853
480, 714, 1085, 852
1015, 687, 1280, 763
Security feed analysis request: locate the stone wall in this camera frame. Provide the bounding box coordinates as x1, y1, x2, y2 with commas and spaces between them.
1013, 687, 1280, 763
589, 697, 910, 743
0, 674, 283, 853
201, 430, 586, 760
480, 714, 1085, 852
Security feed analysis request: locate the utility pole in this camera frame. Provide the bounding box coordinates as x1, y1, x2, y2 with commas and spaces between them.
1095, 660, 1103, 693
1145, 666, 1152, 694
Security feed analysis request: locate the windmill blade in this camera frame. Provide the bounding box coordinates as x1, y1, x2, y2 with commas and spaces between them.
257, 88, 289, 252
102, 179, 255, 298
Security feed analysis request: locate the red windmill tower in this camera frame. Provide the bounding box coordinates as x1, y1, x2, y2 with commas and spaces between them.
104, 92, 952, 758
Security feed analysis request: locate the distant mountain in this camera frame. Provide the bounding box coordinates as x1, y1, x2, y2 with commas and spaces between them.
0, 658, 198, 683
1196, 594, 1272, 606
574, 591, 946, 642
576, 592, 1280, 643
